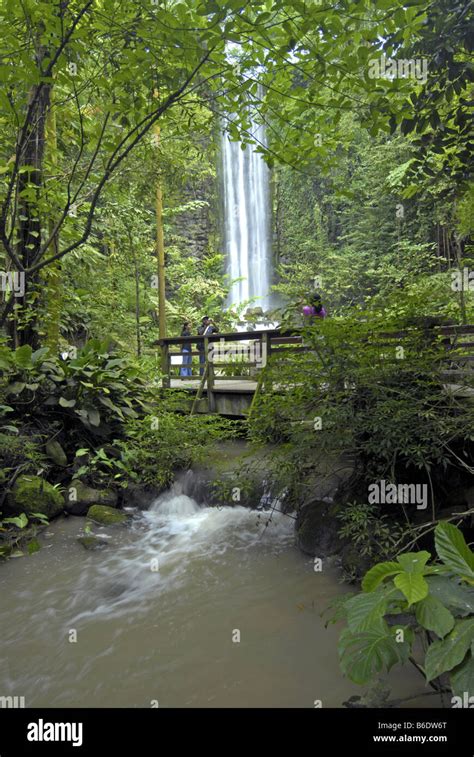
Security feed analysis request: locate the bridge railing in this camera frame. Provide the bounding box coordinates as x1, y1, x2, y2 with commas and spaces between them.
157, 323, 474, 399
157, 329, 305, 381
373, 324, 474, 379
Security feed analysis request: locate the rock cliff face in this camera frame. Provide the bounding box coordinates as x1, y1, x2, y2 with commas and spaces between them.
168, 133, 221, 262
172, 175, 218, 261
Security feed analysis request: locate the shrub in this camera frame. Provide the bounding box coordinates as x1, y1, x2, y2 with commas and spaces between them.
329, 521, 474, 703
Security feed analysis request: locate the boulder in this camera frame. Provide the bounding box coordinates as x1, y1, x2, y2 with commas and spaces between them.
77, 535, 110, 550
122, 482, 163, 510
65, 480, 118, 515
45, 439, 68, 467
7, 475, 64, 519
295, 498, 343, 557
448, 486, 474, 510
86, 505, 128, 525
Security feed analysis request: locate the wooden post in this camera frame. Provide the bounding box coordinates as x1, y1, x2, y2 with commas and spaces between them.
248, 369, 265, 422
161, 341, 170, 388
262, 332, 271, 392
205, 335, 216, 412
190, 362, 208, 415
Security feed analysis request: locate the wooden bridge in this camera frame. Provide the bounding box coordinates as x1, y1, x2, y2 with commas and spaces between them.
157, 324, 474, 416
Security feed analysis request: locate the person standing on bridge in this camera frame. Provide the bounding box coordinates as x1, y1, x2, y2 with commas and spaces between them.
197, 316, 218, 376
302, 291, 327, 320
180, 322, 193, 377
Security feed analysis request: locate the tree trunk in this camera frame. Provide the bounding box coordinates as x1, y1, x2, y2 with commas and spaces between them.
42, 88, 62, 353
154, 124, 166, 340
130, 232, 141, 358
9, 43, 51, 348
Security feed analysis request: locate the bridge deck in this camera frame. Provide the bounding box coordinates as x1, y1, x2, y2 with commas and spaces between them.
169, 378, 258, 393
158, 325, 474, 415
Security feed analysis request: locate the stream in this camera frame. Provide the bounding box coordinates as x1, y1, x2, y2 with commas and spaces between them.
0, 478, 433, 708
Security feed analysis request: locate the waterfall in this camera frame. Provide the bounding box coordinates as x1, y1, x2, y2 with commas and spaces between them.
221, 105, 272, 313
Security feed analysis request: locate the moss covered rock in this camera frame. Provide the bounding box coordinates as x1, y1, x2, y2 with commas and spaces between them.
86, 505, 127, 525
77, 535, 110, 550
7, 475, 64, 519
65, 480, 118, 515
45, 439, 68, 467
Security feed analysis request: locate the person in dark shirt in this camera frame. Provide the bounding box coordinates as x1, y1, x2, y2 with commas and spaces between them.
180, 322, 192, 377
196, 316, 218, 375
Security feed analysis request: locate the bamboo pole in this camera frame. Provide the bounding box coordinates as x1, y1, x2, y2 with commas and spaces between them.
154, 124, 166, 341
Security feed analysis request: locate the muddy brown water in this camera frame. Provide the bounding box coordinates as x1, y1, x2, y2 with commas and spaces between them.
0, 482, 434, 708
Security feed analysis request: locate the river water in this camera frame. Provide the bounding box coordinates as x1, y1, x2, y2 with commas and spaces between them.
0, 482, 433, 708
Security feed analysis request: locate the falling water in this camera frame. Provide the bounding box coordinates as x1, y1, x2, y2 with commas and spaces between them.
221, 103, 272, 312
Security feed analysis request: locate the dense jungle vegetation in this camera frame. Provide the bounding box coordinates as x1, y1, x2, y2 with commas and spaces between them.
0, 0, 473, 703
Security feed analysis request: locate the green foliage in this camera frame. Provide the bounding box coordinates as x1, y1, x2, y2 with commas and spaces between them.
0, 340, 161, 506
0, 430, 46, 485
273, 122, 473, 318
0, 508, 49, 561
248, 307, 473, 515
0, 337, 235, 496
164, 246, 231, 335
1, 0, 470, 345
332, 522, 474, 696
337, 503, 407, 566
118, 409, 236, 489
72, 446, 130, 488
435, 521, 474, 583
0, 339, 149, 445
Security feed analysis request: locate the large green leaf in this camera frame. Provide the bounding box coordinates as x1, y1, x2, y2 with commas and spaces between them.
345, 587, 390, 632
0, 352, 11, 370
339, 625, 412, 685
59, 396, 76, 408
87, 408, 101, 427
98, 396, 122, 414
14, 344, 33, 368
362, 561, 401, 592
427, 576, 474, 617
1, 425, 19, 434
435, 522, 474, 582
424, 619, 474, 682
396, 551, 431, 574
450, 652, 474, 698
7, 382, 26, 395
3, 513, 28, 529
415, 595, 455, 638
394, 571, 428, 606
31, 347, 50, 364
30, 512, 49, 524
